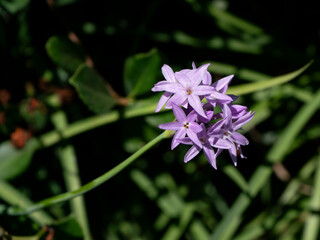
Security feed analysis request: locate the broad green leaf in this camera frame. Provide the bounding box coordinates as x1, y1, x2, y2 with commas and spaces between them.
69, 64, 116, 114
124, 48, 161, 98
46, 36, 85, 73
0, 139, 40, 180
227, 60, 313, 96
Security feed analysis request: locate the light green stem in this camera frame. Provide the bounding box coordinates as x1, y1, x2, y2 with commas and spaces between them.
302, 149, 320, 240
39, 100, 158, 148
53, 111, 92, 240
0, 180, 53, 225
7, 131, 170, 216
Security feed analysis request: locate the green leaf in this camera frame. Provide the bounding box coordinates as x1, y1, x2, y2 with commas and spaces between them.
46, 36, 85, 73
124, 48, 161, 98
0, 139, 40, 180
69, 64, 117, 114
227, 60, 313, 96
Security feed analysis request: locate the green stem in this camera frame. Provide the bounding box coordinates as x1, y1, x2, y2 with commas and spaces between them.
0, 180, 53, 225
302, 149, 320, 240
7, 131, 170, 216
39, 100, 158, 147
53, 111, 92, 240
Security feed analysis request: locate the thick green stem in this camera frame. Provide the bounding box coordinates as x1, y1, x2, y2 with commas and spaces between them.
7, 131, 170, 216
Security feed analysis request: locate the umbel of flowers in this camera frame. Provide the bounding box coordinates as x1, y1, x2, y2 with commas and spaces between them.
152, 62, 254, 169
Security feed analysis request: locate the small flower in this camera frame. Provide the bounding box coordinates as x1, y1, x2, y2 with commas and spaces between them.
178, 123, 217, 169
152, 63, 215, 118
209, 104, 254, 166
158, 104, 202, 149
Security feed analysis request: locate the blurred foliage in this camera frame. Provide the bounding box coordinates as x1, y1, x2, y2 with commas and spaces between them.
0, 0, 320, 239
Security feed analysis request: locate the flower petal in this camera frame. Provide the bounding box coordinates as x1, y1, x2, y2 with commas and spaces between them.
191, 63, 210, 88
213, 75, 233, 93
203, 72, 212, 85
231, 132, 249, 145
193, 85, 215, 96
166, 92, 188, 108
184, 145, 201, 163
158, 122, 181, 131
210, 138, 232, 149
188, 94, 207, 118
197, 110, 214, 123
210, 91, 233, 102
233, 111, 255, 130
186, 128, 202, 148
203, 144, 217, 169
222, 104, 232, 130
175, 72, 191, 88
186, 109, 198, 122
171, 128, 185, 150
162, 64, 176, 82
172, 104, 186, 123
155, 92, 172, 112
230, 104, 247, 119
189, 122, 202, 133
152, 82, 184, 93
177, 137, 193, 145
228, 142, 238, 166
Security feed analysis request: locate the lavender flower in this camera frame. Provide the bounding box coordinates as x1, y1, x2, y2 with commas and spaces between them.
153, 64, 214, 118
178, 123, 217, 169
153, 62, 254, 169
158, 104, 202, 150
209, 104, 254, 166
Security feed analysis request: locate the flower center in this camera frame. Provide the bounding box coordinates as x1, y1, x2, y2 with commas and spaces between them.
223, 131, 232, 138
199, 137, 207, 144
186, 88, 192, 95
183, 122, 189, 129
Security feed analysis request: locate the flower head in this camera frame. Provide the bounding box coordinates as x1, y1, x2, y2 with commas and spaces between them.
153, 62, 254, 169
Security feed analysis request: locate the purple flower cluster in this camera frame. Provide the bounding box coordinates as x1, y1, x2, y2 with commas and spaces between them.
152, 62, 254, 169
